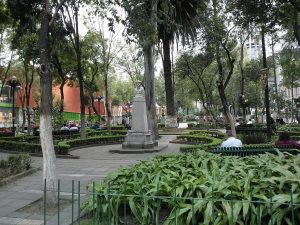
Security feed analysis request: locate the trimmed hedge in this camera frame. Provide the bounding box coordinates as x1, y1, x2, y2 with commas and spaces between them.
0, 154, 31, 180
188, 130, 226, 139
0, 140, 69, 155
60, 135, 125, 149
176, 135, 217, 144
179, 130, 225, 153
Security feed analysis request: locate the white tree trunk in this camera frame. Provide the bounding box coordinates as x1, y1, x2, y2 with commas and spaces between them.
40, 114, 57, 204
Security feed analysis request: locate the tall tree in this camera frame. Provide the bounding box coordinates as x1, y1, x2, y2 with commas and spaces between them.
8, 0, 67, 205
108, 0, 159, 139
200, 0, 237, 135
280, 47, 300, 122
157, 0, 202, 128
61, 1, 87, 137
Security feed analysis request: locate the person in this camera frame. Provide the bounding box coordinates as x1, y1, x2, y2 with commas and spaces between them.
60, 123, 69, 131
235, 119, 240, 127
93, 121, 100, 129
275, 132, 300, 148
69, 125, 79, 131
246, 118, 253, 125
270, 116, 277, 134
221, 130, 243, 147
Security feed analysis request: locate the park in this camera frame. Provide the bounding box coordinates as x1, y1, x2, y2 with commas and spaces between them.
0, 0, 300, 224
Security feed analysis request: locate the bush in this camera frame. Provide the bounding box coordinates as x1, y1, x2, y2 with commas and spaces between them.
60, 135, 125, 149
178, 130, 225, 153
0, 154, 31, 180
157, 123, 165, 128
240, 133, 268, 144
187, 123, 195, 128
0, 140, 69, 155
84, 151, 300, 224
0, 132, 127, 155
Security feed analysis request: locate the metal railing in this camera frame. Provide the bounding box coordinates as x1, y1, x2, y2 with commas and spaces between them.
42, 179, 300, 225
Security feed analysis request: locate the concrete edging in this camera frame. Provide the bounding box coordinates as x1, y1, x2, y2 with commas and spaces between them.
0, 167, 41, 187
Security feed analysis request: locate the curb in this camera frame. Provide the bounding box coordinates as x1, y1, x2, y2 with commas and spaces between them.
0, 150, 80, 159
0, 167, 41, 186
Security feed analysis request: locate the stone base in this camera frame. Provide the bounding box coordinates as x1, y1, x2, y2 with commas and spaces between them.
165, 115, 178, 128
110, 145, 168, 154
122, 130, 154, 149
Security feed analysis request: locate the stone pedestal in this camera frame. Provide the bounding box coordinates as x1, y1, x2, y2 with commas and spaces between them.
122, 82, 154, 149
122, 130, 154, 149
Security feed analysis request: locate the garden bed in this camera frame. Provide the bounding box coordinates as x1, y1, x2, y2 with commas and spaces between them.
83, 151, 300, 224
0, 154, 32, 183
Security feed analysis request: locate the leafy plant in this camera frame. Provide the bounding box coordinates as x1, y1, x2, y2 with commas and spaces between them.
84, 152, 300, 224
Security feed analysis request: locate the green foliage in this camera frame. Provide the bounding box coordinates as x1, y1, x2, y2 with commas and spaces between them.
84, 151, 300, 224
179, 130, 225, 153
240, 133, 268, 144
0, 131, 127, 155
0, 154, 31, 180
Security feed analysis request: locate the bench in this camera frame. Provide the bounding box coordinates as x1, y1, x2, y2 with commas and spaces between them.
211, 146, 299, 156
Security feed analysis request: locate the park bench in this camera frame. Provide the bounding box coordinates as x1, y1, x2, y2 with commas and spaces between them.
211, 146, 299, 156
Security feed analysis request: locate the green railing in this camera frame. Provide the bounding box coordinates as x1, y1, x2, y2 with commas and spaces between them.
43, 179, 300, 225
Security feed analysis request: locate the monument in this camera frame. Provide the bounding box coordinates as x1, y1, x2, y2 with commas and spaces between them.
110, 82, 167, 153
122, 82, 154, 149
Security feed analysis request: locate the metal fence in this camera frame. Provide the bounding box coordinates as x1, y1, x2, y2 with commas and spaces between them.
43, 179, 300, 225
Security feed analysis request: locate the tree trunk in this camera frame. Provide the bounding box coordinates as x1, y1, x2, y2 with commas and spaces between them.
261, 27, 271, 141
293, 8, 300, 46
59, 81, 65, 113
104, 66, 112, 129
39, 0, 57, 207
144, 44, 158, 139
162, 35, 176, 128
74, 8, 86, 138
239, 35, 246, 121
271, 37, 280, 117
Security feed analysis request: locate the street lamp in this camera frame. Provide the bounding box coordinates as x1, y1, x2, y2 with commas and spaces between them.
96, 96, 103, 121
7, 76, 21, 134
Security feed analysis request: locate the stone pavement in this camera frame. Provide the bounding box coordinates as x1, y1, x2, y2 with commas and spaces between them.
0, 135, 185, 225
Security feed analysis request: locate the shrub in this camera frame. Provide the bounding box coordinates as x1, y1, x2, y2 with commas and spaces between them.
240, 133, 268, 144
0, 140, 69, 155
0, 154, 31, 180
59, 135, 125, 149
84, 151, 300, 224
157, 123, 165, 128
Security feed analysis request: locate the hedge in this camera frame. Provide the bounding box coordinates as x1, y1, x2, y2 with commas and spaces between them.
188, 130, 226, 139
60, 135, 125, 149
0, 154, 31, 180
176, 135, 218, 144
180, 137, 222, 153
0, 140, 69, 155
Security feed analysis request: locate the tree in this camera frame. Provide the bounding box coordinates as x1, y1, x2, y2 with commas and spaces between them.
8, 0, 67, 206
200, 0, 237, 135
60, 1, 87, 137
157, 0, 202, 128
108, 0, 159, 139
17, 33, 39, 134
279, 46, 300, 122
229, 0, 281, 140
175, 52, 218, 122
51, 15, 76, 115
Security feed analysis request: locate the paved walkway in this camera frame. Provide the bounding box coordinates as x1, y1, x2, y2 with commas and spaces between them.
0, 135, 185, 225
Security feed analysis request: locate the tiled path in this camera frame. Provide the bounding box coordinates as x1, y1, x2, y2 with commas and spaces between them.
0, 135, 185, 225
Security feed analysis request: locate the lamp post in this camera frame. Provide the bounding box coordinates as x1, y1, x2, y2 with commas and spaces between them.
96, 96, 103, 122
7, 76, 20, 134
